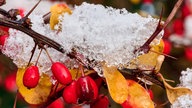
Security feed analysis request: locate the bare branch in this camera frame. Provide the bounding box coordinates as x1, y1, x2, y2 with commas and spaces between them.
136, 0, 184, 54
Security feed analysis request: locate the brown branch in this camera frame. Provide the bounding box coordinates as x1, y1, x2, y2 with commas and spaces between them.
136, 0, 184, 54
118, 68, 165, 89
0, 18, 65, 53
0, 17, 94, 70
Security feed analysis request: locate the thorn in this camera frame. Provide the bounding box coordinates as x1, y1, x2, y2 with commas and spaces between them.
135, 6, 164, 54
149, 50, 177, 60
25, 0, 42, 18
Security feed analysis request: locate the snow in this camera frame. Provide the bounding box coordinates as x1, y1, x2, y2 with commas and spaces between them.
1, 2, 163, 76
171, 68, 192, 108
171, 94, 192, 108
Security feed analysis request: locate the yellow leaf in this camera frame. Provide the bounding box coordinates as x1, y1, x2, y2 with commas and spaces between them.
103, 64, 129, 104
159, 74, 192, 104
16, 68, 52, 105
122, 80, 154, 108
128, 39, 164, 73
50, 4, 72, 30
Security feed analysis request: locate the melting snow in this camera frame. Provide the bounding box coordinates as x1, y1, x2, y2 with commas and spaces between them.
1, 2, 163, 74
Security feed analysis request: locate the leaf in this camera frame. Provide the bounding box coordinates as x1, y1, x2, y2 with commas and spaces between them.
159, 74, 192, 104
122, 80, 154, 108
16, 68, 52, 105
128, 39, 164, 73
50, 4, 72, 30
103, 64, 129, 104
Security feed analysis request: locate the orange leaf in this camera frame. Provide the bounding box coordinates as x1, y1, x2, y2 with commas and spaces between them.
122, 80, 154, 108
16, 68, 52, 105
103, 64, 128, 104
159, 74, 192, 104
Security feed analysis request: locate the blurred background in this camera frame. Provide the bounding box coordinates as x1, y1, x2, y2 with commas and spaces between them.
1, 0, 192, 108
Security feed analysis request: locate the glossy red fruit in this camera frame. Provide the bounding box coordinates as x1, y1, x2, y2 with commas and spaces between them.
76, 76, 98, 103
63, 80, 78, 104
47, 98, 65, 108
4, 73, 17, 92
51, 62, 72, 85
90, 94, 109, 108
185, 47, 192, 61
0, 35, 8, 46
147, 89, 154, 100
163, 39, 171, 55
23, 66, 40, 89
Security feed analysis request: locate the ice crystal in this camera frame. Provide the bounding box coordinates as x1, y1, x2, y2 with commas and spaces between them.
171, 94, 192, 108
171, 68, 192, 107
1, 2, 163, 75
179, 68, 192, 90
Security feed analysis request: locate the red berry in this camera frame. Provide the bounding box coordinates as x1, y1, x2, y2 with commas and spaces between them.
182, 5, 191, 18
76, 76, 98, 103
172, 19, 184, 35
163, 39, 171, 55
23, 66, 40, 89
0, 26, 9, 33
143, 0, 153, 3
47, 98, 65, 108
19, 8, 25, 18
147, 89, 154, 100
0, 35, 8, 46
4, 73, 17, 92
185, 47, 192, 61
121, 99, 134, 108
63, 80, 78, 104
90, 94, 109, 108
51, 62, 72, 85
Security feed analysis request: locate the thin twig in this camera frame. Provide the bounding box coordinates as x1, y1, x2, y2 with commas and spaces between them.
25, 0, 42, 18
27, 43, 37, 67
149, 50, 177, 60
35, 48, 42, 66
13, 91, 18, 108
137, 0, 184, 54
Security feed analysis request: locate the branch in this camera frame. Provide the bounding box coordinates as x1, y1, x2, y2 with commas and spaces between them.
0, 17, 94, 70
136, 0, 184, 54
0, 18, 66, 53
118, 68, 165, 89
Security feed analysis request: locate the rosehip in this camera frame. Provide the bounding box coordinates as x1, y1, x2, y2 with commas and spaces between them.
51, 62, 72, 85
23, 65, 40, 89
163, 39, 171, 55
47, 98, 65, 108
0, 35, 8, 46
76, 76, 98, 103
63, 80, 78, 104
90, 94, 109, 108
4, 73, 17, 92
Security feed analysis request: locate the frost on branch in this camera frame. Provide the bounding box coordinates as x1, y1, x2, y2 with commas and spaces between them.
1, 3, 163, 75
171, 68, 192, 107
